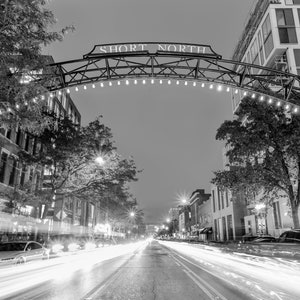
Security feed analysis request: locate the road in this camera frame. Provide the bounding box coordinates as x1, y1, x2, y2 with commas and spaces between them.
1, 240, 299, 300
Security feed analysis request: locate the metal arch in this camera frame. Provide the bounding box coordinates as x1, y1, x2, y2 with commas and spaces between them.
45, 43, 300, 106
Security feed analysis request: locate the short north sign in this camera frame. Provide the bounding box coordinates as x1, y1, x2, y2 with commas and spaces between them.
84, 42, 221, 59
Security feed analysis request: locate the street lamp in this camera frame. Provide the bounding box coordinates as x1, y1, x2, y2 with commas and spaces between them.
95, 156, 105, 166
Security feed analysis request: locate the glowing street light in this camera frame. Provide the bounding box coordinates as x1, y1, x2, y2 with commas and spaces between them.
95, 156, 105, 166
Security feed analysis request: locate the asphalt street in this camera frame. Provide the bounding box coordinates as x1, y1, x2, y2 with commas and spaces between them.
2, 240, 299, 300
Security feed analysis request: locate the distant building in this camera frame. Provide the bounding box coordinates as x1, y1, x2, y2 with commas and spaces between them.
189, 189, 210, 233
211, 185, 247, 241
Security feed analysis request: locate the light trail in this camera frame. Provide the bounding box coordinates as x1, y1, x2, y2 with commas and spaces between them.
160, 241, 300, 300
0, 241, 146, 299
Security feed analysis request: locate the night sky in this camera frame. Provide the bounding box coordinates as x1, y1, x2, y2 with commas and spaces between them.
45, 0, 256, 224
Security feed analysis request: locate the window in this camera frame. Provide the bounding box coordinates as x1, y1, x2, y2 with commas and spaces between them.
221, 192, 224, 209
212, 190, 216, 212
8, 158, 17, 186
24, 133, 31, 152
0, 152, 8, 183
262, 15, 274, 59
217, 187, 221, 210
227, 215, 233, 240
20, 164, 27, 186
225, 190, 229, 207
5, 128, 11, 140
258, 31, 265, 65
250, 38, 259, 68
15, 126, 23, 146
273, 201, 282, 229
276, 9, 297, 44
27, 242, 42, 250
294, 49, 300, 75
222, 216, 227, 241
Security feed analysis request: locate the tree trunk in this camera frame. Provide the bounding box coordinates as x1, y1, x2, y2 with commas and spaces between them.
291, 203, 300, 228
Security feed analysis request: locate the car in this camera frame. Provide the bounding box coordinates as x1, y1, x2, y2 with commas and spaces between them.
278, 229, 300, 243
0, 241, 50, 265
251, 236, 276, 243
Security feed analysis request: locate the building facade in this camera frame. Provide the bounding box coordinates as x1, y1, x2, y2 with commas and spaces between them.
229, 0, 300, 237
189, 189, 211, 233
211, 185, 247, 241
0, 56, 87, 241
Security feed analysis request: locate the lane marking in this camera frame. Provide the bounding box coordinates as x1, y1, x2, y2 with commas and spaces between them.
170, 254, 228, 300
183, 269, 216, 300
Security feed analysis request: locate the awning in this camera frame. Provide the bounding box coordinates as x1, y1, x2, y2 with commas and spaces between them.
199, 227, 213, 234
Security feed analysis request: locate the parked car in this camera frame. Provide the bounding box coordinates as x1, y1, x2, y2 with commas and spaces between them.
251, 236, 276, 243
0, 241, 49, 265
278, 229, 300, 244
242, 233, 274, 243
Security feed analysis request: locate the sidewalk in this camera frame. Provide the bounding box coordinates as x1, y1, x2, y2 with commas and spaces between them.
207, 240, 300, 260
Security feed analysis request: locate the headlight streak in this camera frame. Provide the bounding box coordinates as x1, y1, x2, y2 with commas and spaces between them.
160, 241, 300, 300
0, 241, 147, 299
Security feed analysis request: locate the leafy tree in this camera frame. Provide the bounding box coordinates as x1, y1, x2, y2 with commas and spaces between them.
212, 97, 300, 228
0, 0, 73, 133
18, 115, 140, 219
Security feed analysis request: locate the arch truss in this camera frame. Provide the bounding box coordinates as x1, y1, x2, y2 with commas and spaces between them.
46, 42, 300, 109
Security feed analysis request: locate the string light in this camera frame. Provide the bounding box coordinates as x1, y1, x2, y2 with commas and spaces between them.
0, 110, 2, 115
142, 79, 146, 84
160, 80, 163, 84
201, 83, 205, 88
117, 81, 121, 85
235, 89, 239, 94
193, 82, 196, 87
259, 95, 264, 101
176, 80, 180, 85
50, 92, 54, 97
67, 88, 70, 93
58, 90, 62, 95
243, 91, 248, 96
24, 101, 28, 106
75, 87, 79, 92
168, 80, 171, 85
209, 84, 214, 89
293, 107, 298, 113
285, 104, 290, 110
33, 98, 37, 103
84, 85, 87, 90
15, 104, 20, 109
184, 81, 188, 86
226, 87, 230, 92
125, 80, 129, 85
109, 81, 112, 86
92, 84, 95, 89
134, 80, 138, 85
151, 79, 155, 84
41, 95, 45, 100
276, 101, 281, 107
268, 98, 273, 104
100, 82, 104, 87
217, 85, 223, 92
251, 93, 256, 99
7, 107, 12, 112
